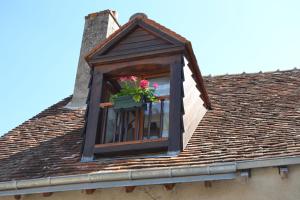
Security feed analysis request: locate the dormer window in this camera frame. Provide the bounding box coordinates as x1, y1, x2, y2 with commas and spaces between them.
81, 14, 211, 161
94, 67, 171, 157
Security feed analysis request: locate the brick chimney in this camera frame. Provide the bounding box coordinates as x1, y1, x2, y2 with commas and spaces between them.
66, 10, 120, 109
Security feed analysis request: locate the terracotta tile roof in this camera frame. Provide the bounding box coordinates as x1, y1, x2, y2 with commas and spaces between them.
0, 69, 299, 182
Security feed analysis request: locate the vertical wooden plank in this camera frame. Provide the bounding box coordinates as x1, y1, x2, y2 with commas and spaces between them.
125, 186, 136, 193
147, 102, 152, 139
100, 107, 108, 144
85, 189, 96, 195
159, 100, 164, 138
42, 192, 53, 197
124, 111, 129, 141
82, 71, 103, 161
119, 110, 124, 142
139, 107, 144, 140
134, 108, 139, 140
168, 59, 183, 152
113, 111, 119, 143
14, 195, 21, 200
164, 183, 176, 191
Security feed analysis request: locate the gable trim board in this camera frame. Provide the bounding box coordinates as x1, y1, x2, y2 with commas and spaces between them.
0, 156, 300, 196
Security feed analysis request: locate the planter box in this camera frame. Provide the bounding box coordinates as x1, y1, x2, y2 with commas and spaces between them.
113, 95, 143, 110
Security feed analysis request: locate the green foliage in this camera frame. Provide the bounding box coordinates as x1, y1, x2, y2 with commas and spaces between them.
111, 79, 158, 104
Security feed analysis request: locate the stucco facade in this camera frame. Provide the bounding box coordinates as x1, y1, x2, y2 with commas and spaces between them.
2, 165, 300, 200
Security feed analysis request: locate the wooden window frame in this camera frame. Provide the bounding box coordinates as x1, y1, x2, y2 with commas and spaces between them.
82, 55, 184, 160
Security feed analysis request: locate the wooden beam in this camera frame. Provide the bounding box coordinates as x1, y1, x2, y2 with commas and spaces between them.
125, 186, 136, 193
94, 138, 168, 154
138, 108, 144, 140
42, 192, 53, 197
99, 102, 113, 108
99, 96, 169, 108
14, 195, 21, 200
240, 169, 251, 182
164, 183, 176, 191
89, 46, 184, 67
204, 181, 212, 188
93, 54, 181, 74
168, 58, 183, 152
279, 166, 288, 179
85, 189, 96, 195
82, 71, 104, 160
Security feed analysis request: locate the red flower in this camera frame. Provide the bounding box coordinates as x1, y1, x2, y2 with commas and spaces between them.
153, 82, 159, 89
140, 79, 149, 89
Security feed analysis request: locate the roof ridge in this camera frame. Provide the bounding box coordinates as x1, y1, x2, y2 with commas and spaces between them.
143, 18, 188, 43
204, 67, 300, 78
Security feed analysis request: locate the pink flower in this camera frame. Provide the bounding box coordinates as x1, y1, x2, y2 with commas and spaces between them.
119, 76, 128, 82
140, 79, 149, 89
153, 82, 159, 89
129, 76, 137, 82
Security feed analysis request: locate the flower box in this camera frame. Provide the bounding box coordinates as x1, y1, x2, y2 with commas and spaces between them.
111, 76, 158, 110
113, 95, 143, 110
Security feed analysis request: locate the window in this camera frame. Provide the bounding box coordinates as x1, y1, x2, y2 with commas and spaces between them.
94, 72, 171, 156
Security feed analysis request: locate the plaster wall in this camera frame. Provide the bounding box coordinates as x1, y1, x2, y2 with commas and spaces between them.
2, 165, 300, 200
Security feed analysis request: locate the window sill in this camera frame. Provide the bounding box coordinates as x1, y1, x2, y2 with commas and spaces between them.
94, 137, 168, 155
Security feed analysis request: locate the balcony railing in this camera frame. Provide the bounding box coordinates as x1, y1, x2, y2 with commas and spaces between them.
95, 96, 169, 155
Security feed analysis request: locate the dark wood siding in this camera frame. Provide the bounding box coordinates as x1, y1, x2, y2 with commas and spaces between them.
168, 58, 184, 152
82, 71, 104, 161
101, 27, 173, 58
182, 58, 207, 149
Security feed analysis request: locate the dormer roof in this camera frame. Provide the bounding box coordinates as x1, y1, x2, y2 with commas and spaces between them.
85, 14, 188, 61
85, 14, 211, 109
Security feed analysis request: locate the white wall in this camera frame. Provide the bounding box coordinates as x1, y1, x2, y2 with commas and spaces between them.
2, 165, 300, 200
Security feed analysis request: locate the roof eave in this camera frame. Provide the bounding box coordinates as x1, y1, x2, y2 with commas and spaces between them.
184, 41, 212, 109
1, 156, 300, 196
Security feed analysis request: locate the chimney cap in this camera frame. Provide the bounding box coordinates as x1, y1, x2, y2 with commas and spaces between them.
129, 13, 148, 21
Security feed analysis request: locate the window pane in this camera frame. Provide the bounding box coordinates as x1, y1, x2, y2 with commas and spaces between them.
143, 76, 170, 138
148, 76, 170, 96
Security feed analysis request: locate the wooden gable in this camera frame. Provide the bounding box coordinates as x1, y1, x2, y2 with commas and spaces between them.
105, 27, 174, 55
88, 22, 185, 64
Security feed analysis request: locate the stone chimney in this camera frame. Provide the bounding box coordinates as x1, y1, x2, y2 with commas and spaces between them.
66, 10, 120, 109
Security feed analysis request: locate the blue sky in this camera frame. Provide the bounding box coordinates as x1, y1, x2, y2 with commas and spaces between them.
0, 0, 300, 135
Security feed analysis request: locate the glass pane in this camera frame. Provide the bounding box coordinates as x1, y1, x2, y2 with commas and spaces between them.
143, 100, 169, 139
103, 76, 170, 143
148, 76, 170, 96
162, 100, 169, 138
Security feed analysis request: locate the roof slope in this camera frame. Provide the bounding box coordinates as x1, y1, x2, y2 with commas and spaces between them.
0, 69, 299, 182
